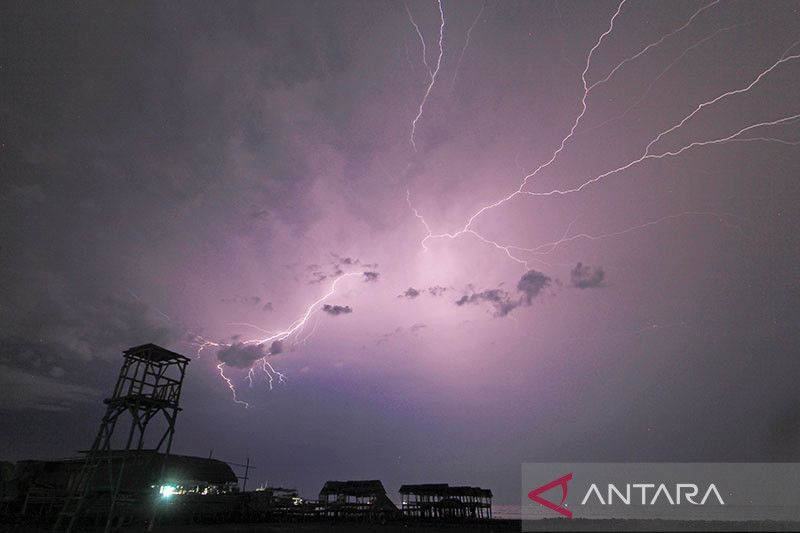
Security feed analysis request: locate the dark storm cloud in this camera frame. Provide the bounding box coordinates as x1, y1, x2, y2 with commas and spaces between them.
377, 327, 403, 344
1, 1, 355, 239
0, 365, 101, 412
517, 270, 552, 303
269, 340, 284, 356
217, 343, 267, 369
337, 256, 360, 266
322, 304, 352, 316
330, 254, 361, 270
377, 323, 426, 344
0, 267, 182, 411
309, 271, 329, 284
0, 339, 74, 384
305, 256, 377, 284
0, 0, 368, 412
221, 295, 262, 305
0, 269, 180, 367
399, 287, 421, 299
428, 286, 447, 296
570, 262, 606, 289
399, 286, 447, 299
457, 270, 552, 317
456, 288, 519, 317
1, 0, 798, 507
249, 208, 271, 221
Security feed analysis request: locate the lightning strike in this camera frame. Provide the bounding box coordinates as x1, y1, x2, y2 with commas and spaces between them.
407, 2, 799, 271
294, 315, 321, 347
409, 0, 445, 151
405, 4, 433, 77
262, 359, 287, 391
511, 211, 744, 257
587, 0, 721, 92
409, 0, 627, 250
199, 272, 364, 406
218, 363, 250, 409
587, 20, 756, 134
643, 45, 800, 156
523, 112, 800, 198
729, 136, 800, 146
228, 322, 273, 335
451, 1, 484, 90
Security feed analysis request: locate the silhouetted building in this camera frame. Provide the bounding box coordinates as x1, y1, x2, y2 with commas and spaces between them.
400, 483, 492, 520
9, 451, 237, 523
319, 480, 398, 520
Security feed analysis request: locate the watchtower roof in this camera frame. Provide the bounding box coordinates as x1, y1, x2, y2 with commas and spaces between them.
123, 343, 190, 363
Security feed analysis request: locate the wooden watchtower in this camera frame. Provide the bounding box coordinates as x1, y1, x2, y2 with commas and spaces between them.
54, 343, 189, 533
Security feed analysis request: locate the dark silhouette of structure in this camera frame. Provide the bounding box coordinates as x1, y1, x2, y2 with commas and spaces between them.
319, 480, 398, 520
53, 344, 189, 533
16, 451, 237, 523
400, 483, 493, 520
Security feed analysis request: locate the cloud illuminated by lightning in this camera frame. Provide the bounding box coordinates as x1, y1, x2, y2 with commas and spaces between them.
407, 1, 799, 273
193, 272, 364, 407
195, 3, 796, 407
409, 0, 627, 252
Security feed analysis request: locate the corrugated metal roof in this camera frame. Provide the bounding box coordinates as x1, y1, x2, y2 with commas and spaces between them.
14, 451, 235, 494
399, 483, 492, 498
123, 343, 190, 363
319, 480, 386, 497
399, 483, 449, 494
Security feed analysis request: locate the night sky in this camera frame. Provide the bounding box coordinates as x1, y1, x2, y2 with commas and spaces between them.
1, 0, 799, 505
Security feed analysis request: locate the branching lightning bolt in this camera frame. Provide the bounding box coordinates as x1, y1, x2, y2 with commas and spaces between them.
587, 19, 757, 134
407, 1, 799, 270
192, 272, 364, 407
511, 211, 744, 257
189, 3, 796, 407
408, 0, 445, 151
262, 359, 287, 391
729, 136, 800, 146
451, 1, 484, 90
406, 4, 433, 77
408, 0, 626, 253
587, 0, 721, 92
524, 113, 800, 198
218, 362, 250, 408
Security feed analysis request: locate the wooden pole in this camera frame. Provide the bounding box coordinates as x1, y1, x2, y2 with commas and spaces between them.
241, 457, 250, 492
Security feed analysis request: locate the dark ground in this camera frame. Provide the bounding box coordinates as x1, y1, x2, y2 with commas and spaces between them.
4, 519, 800, 533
